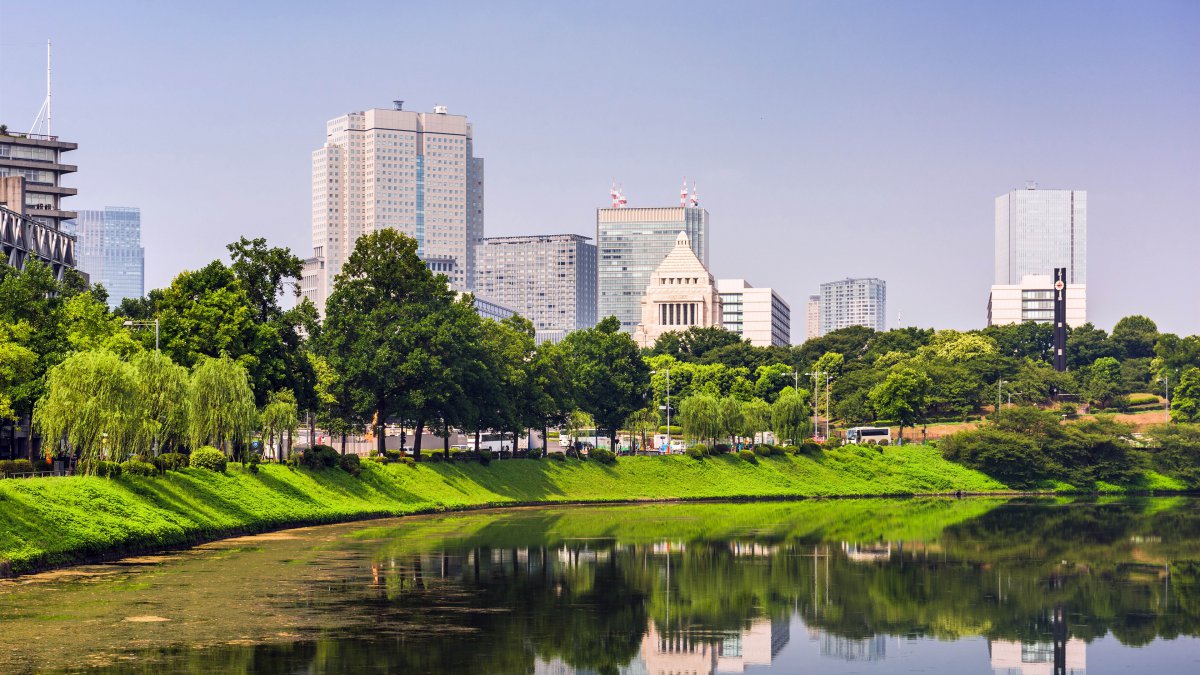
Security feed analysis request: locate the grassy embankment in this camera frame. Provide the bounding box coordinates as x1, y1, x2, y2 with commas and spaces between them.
0, 445, 1007, 576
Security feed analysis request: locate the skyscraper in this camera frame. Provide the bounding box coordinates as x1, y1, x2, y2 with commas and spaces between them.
62, 207, 144, 307
717, 279, 791, 347
475, 234, 597, 343
819, 278, 886, 335
308, 102, 484, 313
597, 205, 708, 332
989, 186, 1087, 326
805, 295, 821, 342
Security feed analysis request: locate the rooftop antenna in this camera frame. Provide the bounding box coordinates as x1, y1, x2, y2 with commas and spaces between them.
690, 180, 699, 207
680, 177, 688, 207
393, 99, 404, 111
29, 40, 52, 136
610, 179, 620, 208
619, 184, 627, 207
1025, 180, 1038, 190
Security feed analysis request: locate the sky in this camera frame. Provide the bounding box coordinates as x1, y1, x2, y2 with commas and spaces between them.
1, 1, 1197, 337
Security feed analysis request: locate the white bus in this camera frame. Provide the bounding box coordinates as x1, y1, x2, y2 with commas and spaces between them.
845, 427, 892, 445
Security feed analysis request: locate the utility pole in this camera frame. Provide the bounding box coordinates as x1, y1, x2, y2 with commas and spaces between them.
825, 375, 833, 440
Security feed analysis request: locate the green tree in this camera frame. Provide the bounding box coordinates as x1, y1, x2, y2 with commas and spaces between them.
34, 350, 145, 467
1111, 315, 1158, 360
1171, 367, 1200, 423
753, 363, 794, 403
130, 350, 190, 454
0, 322, 36, 422
740, 397, 771, 444
869, 366, 932, 444
317, 230, 452, 457
678, 394, 720, 445
1084, 356, 1122, 409
716, 396, 744, 446
1067, 323, 1118, 369
189, 355, 257, 456
940, 427, 1052, 488
561, 316, 650, 450
650, 326, 744, 361
624, 406, 659, 453
770, 386, 810, 444
260, 389, 300, 462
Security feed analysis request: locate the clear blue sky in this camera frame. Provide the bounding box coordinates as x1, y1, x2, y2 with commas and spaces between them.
2, 1, 1196, 337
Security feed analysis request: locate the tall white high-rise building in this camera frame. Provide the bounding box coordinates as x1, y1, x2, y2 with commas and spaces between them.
307, 102, 484, 313
717, 279, 790, 347
989, 186, 1087, 326
819, 278, 886, 335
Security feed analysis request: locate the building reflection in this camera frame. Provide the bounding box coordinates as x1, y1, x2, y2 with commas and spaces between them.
990, 639, 1086, 675
639, 617, 790, 675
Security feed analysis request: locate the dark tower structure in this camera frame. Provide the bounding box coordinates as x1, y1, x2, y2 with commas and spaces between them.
1053, 267, 1068, 372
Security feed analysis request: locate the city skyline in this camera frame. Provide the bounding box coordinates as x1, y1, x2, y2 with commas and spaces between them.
1, 1, 1196, 335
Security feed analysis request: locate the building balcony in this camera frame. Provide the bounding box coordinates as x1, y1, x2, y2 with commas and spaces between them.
23, 184, 77, 197
0, 133, 78, 151
0, 157, 78, 173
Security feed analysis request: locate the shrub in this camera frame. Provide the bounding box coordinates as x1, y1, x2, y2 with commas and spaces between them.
658, 425, 683, 435
753, 445, 773, 457
685, 446, 707, 459
738, 449, 757, 463
527, 448, 543, 459
121, 460, 157, 477
777, 445, 796, 456
384, 449, 402, 461
0, 459, 34, 476
477, 450, 493, 465
1127, 393, 1160, 406
549, 452, 566, 462
296, 445, 340, 470
590, 448, 617, 464
801, 439, 822, 455
31, 458, 52, 472
339, 453, 362, 476
157, 453, 189, 471
79, 460, 122, 478
1059, 402, 1078, 418
941, 428, 1051, 488
190, 446, 228, 472
713, 443, 732, 454
397, 456, 416, 467
690, 444, 708, 455
425, 452, 444, 463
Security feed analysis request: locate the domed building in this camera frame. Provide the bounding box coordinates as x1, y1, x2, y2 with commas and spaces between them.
633, 231, 722, 348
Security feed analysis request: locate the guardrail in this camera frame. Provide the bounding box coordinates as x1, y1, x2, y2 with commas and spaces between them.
0, 470, 74, 479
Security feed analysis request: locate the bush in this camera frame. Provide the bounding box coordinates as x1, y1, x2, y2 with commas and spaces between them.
31, 458, 52, 472
801, 439, 822, 455
753, 445, 773, 457
384, 449, 402, 461
527, 448, 543, 459
477, 450, 493, 465
339, 454, 362, 476
190, 446, 228, 472
590, 448, 617, 464
738, 449, 757, 463
778, 445, 797, 456
1127, 393, 1160, 406
297, 444, 340, 470
690, 444, 708, 455
658, 425, 683, 435
157, 453, 189, 471
79, 460, 122, 478
685, 446, 707, 460
121, 460, 157, 477
713, 443, 732, 454
397, 456, 416, 467
941, 428, 1051, 488
548, 452, 566, 462
1059, 402, 1078, 418
0, 459, 34, 476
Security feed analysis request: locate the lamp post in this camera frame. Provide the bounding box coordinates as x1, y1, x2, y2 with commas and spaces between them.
1159, 375, 1171, 420
804, 371, 823, 440
997, 379, 1005, 414
652, 369, 671, 453
123, 318, 159, 352
825, 374, 833, 440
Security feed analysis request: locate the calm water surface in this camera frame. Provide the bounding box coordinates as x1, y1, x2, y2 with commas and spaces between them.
2, 498, 1200, 674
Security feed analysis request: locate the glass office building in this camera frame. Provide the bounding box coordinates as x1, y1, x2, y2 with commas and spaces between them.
995, 187, 1086, 285
475, 234, 597, 342
818, 277, 886, 335
62, 207, 144, 308
596, 206, 708, 332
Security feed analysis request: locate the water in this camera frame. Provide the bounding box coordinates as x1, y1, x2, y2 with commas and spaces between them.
2, 498, 1200, 674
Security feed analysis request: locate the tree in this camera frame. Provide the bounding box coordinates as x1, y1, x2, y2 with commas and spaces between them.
740, 398, 771, 444
317, 230, 453, 458
940, 427, 1052, 488
226, 237, 303, 324
753, 363, 794, 403
716, 397, 744, 446
979, 321, 1054, 362
624, 406, 659, 453
561, 316, 650, 450
1067, 323, 1118, 369
1111, 315, 1158, 360
770, 386, 810, 445
260, 389, 300, 462
0, 322, 36, 422
869, 366, 932, 444
650, 326, 743, 361
34, 350, 145, 467
130, 350, 190, 454
189, 355, 257, 456
678, 394, 720, 445
1171, 367, 1200, 423
1084, 356, 1121, 409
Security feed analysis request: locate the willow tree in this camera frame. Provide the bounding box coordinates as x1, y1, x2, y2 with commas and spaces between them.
678, 394, 720, 446
34, 349, 146, 466
261, 388, 300, 461
131, 350, 190, 454
741, 398, 771, 445
770, 387, 810, 445
717, 397, 744, 446
189, 355, 256, 456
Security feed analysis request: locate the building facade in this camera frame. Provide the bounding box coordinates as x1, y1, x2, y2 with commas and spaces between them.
0, 132, 77, 231
633, 231, 721, 348
805, 294, 821, 341
310, 103, 484, 313
717, 279, 790, 346
475, 234, 597, 342
62, 207, 144, 308
1, 201, 76, 280
990, 186, 1088, 326
597, 206, 708, 333
819, 278, 886, 335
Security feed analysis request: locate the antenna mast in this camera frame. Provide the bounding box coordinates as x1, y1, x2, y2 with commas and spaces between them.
29, 40, 52, 136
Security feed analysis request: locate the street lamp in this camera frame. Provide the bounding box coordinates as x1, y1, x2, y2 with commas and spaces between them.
123, 318, 160, 352
651, 369, 671, 453
804, 371, 823, 440
1158, 375, 1171, 420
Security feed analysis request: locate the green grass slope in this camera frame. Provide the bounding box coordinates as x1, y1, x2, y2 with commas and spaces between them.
0, 445, 1005, 576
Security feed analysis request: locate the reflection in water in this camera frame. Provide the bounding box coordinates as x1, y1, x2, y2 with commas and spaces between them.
1, 498, 1198, 673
